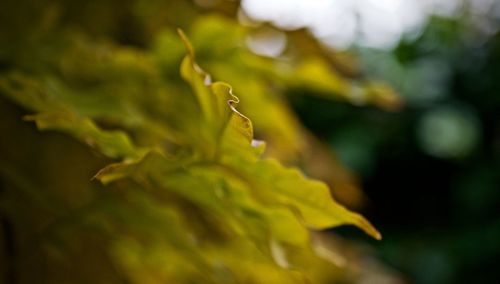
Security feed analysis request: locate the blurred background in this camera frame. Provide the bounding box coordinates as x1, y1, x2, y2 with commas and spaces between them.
237, 0, 500, 283
239, 0, 500, 283
1, 0, 500, 283
217, 0, 500, 284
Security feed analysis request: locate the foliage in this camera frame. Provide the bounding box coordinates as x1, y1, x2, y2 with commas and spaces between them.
0, 1, 399, 283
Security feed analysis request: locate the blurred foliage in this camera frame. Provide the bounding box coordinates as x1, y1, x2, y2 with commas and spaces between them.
0, 0, 407, 283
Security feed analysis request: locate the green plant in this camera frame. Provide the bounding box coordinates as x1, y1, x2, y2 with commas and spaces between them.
0, 1, 396, 283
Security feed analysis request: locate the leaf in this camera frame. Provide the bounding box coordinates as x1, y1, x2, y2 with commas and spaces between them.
97, 32, 380, 241
224, 157, 381, 240
178, 29, 261, 161
182, 15, 403, 161
176, 32, 380, 239
24, 111, 144, 160
0, 14, 386, 283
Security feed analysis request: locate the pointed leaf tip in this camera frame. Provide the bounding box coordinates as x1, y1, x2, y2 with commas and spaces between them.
177, 28, 194, 58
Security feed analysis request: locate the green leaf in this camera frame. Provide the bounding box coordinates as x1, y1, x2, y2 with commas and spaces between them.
0, 14, 386, 283
96, 32, 380, 242
225, 157, 381, 240
24, 111, 144, 159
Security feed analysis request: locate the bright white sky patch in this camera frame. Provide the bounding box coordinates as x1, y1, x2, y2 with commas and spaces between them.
246, 28, 287, 57
241, 0, 491, 49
